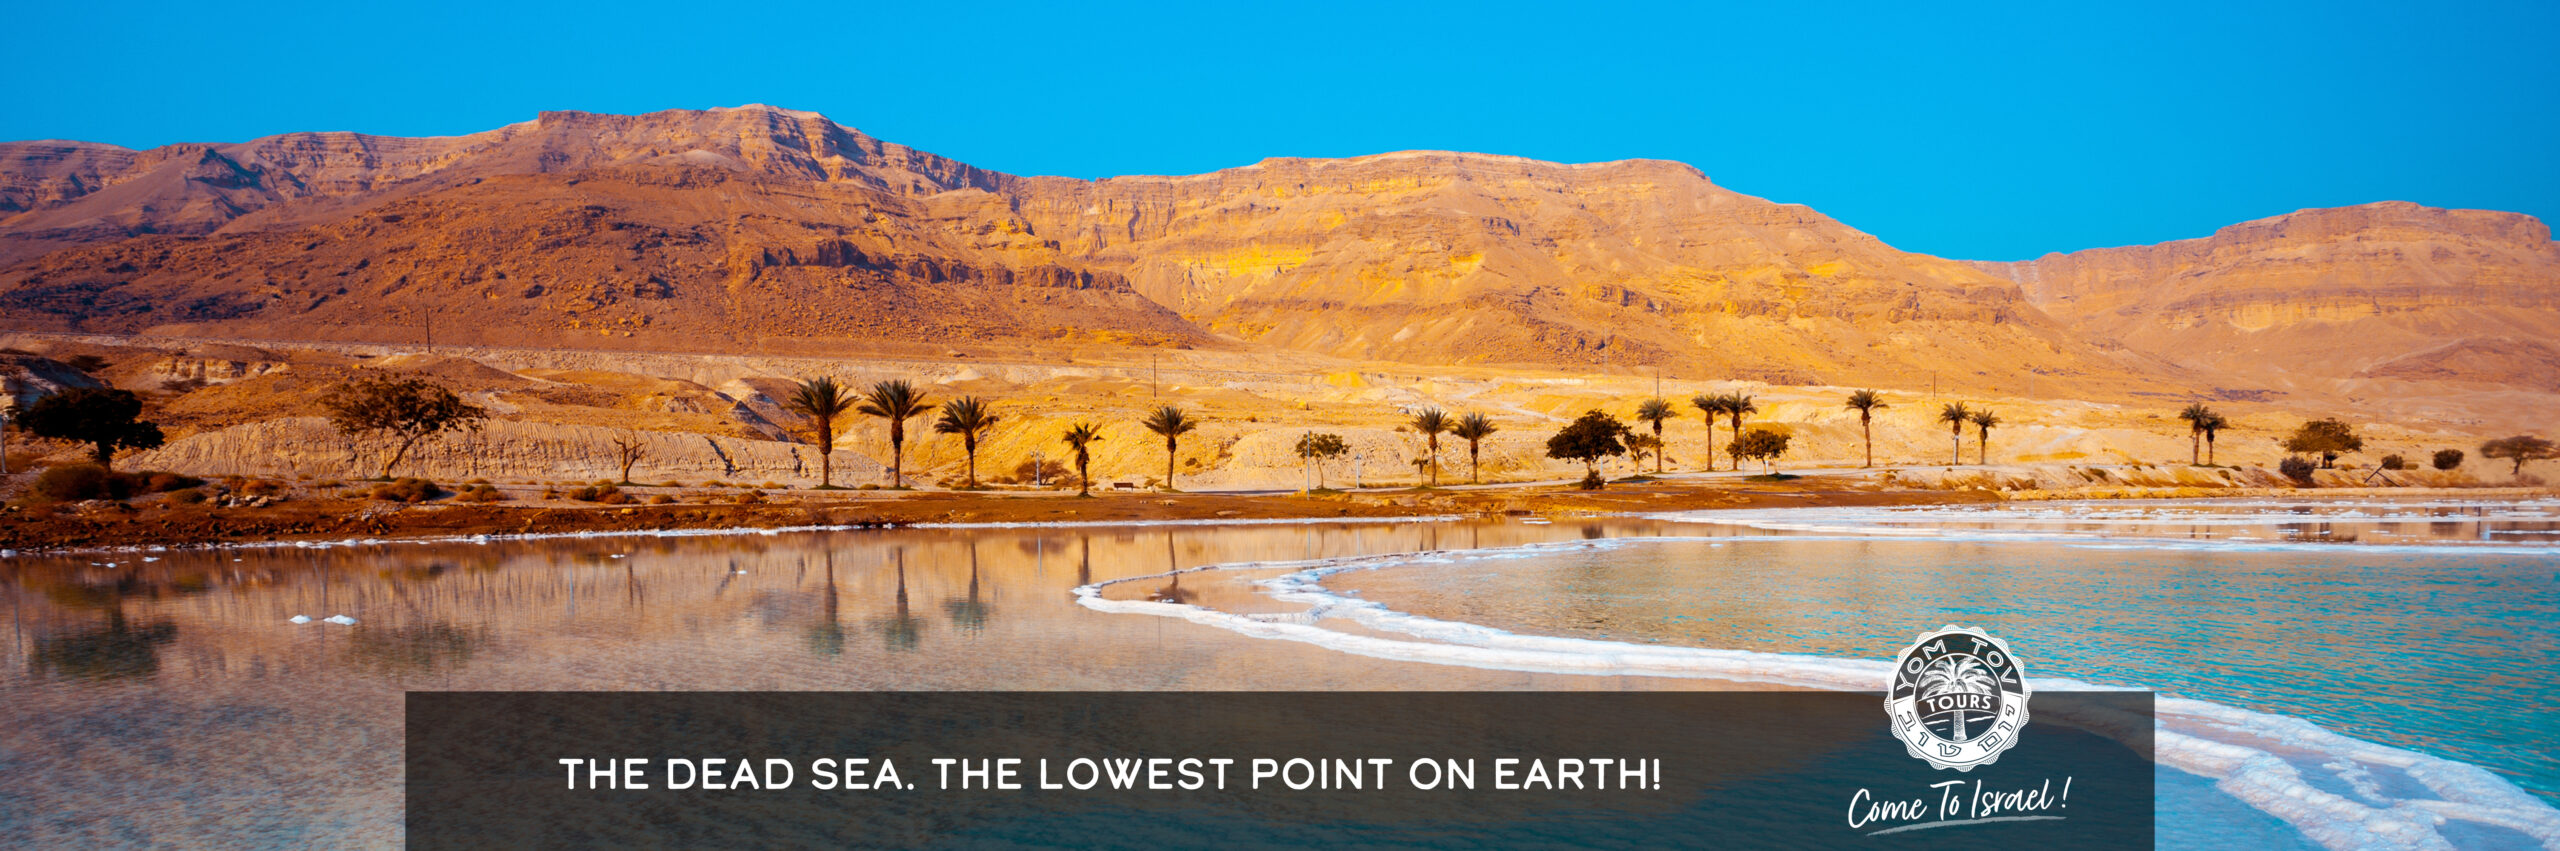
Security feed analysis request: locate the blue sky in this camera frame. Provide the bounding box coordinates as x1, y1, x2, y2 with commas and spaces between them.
10, 0, 2554, 260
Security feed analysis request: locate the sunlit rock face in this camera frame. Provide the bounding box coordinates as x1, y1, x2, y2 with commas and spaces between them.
4, 106, 2553, 404
0, 105, 2137, 392
1969, 201, 2560, 388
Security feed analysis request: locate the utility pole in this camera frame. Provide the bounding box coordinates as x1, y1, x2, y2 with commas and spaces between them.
1151, 354, 1159, 397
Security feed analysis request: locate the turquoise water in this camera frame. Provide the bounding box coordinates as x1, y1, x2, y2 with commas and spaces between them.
1334, 535, 2560, 802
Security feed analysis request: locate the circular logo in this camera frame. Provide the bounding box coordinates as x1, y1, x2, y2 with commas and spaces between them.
1884, 625, 2030, 771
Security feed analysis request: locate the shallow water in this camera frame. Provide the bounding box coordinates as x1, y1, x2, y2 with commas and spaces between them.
0, 500, 2553, 849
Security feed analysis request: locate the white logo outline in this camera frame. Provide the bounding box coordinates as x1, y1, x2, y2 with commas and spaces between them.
1884, 625, 2031, 771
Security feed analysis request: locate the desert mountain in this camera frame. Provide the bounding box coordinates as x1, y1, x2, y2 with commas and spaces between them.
2, 106, 2551, 405
1968, 201, 2560, 395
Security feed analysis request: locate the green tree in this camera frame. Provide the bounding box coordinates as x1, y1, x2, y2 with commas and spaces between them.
319, 376, 485, 478
1546, 409, 1628, 489
1970, 410, 2001, 465
1141, 405, 1199, 492
1844, 389, 1887, 468
2480, 435, 2558, 477
1294, 432, 1347, 490
1937, 402, 1972, 465
1634, 398, 1675, 473
1690, 394, 1727, 471
783, 376, 857, 488
1730, 427, 1792, 473
1409, 407, 1451, 486
1451, 412, 1498, 484
1060, 422, 1104, 496
21, 387, 164, 469
857, 379, 934, 488
2283, 418, 2363, 469
1721, 393, 1758, 472
932, 396, 1000, 488
2177, 403, 2220, 465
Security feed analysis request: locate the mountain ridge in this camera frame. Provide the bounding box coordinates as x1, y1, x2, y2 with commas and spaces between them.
1, 105, 2550, 414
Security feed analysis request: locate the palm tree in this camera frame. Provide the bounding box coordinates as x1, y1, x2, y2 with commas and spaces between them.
1451, 412, 1498, 484
1409, 407, 1451, 486
1060, 422, 1103, 496
2199, 412, 2229, 466
1970, 410, 2001, 465
1690, 394, 1726, 471
1845, 390, 1887, 468
1917, 656, 1999, 743
783, 376, 857, 488
1722, 393, 1758, 473
1938, 402, 1972, 465
856, 379, 934, 488
2177, 403, 2217, 465
1140, 405, 1198, 492
932, 396, 999, 489
1635, 398, 1674, 474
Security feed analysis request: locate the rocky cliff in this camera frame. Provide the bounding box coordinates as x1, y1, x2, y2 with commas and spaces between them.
1969, 201, 2560, 391
0, 105, 2157, 393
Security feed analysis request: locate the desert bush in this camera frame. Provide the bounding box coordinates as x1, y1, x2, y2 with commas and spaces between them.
457, 484, 504, 503
143, 472, 203, 493
759, 481, 782, 490
1577, 471, 1605, 490
733, 490, 767, 505
166, 487, 208, 505
648, 494, 675, 505
2380, 454, 2407, 471
2432, 449, 2465, 471
568, 484, 633, 504
241, 479, 287, 497
2279, 457, 2317, 486
34, 464, 131, 501
371, 478, 446, 503
540, 488, 562, 500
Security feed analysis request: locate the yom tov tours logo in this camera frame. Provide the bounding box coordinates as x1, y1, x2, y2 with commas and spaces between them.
1885, 625, 2029, 771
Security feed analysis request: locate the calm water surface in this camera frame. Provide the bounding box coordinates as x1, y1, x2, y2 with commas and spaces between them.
1, 499, 2553, 849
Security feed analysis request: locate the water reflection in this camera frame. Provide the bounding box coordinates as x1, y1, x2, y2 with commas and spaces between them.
877, 549, 923, 652
0, 501, 2548, 847
32, 608, 178, 682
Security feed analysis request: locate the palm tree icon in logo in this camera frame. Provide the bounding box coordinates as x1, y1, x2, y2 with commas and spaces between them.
1917, 655, 1999, 742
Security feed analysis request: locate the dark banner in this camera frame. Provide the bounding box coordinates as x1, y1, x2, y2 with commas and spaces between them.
407, 691, 2154, 849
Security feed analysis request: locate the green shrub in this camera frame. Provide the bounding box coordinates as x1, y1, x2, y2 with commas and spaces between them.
2279, 457, 2317, 486
370, 478, 446, 503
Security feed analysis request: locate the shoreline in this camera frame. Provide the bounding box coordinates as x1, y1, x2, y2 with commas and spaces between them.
5, 471, 2547, 555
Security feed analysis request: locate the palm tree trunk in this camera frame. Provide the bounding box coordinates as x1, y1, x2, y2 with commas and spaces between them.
1164, 437, 1177, 491
964, 436, 978, 488
1077, 453, 1090, 496
890, 434, 904, 488
819, 448, 833, 488
1469, 442, 1481, 483
1703, 420, 1716, 471
1652, 423, 1664, 473
1862, 415, 1873, 468
1951, 430, 1961, 465
2191, 431, 2201, 465
2206, 433, 2217, 465
1428, 436, 1440, 486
